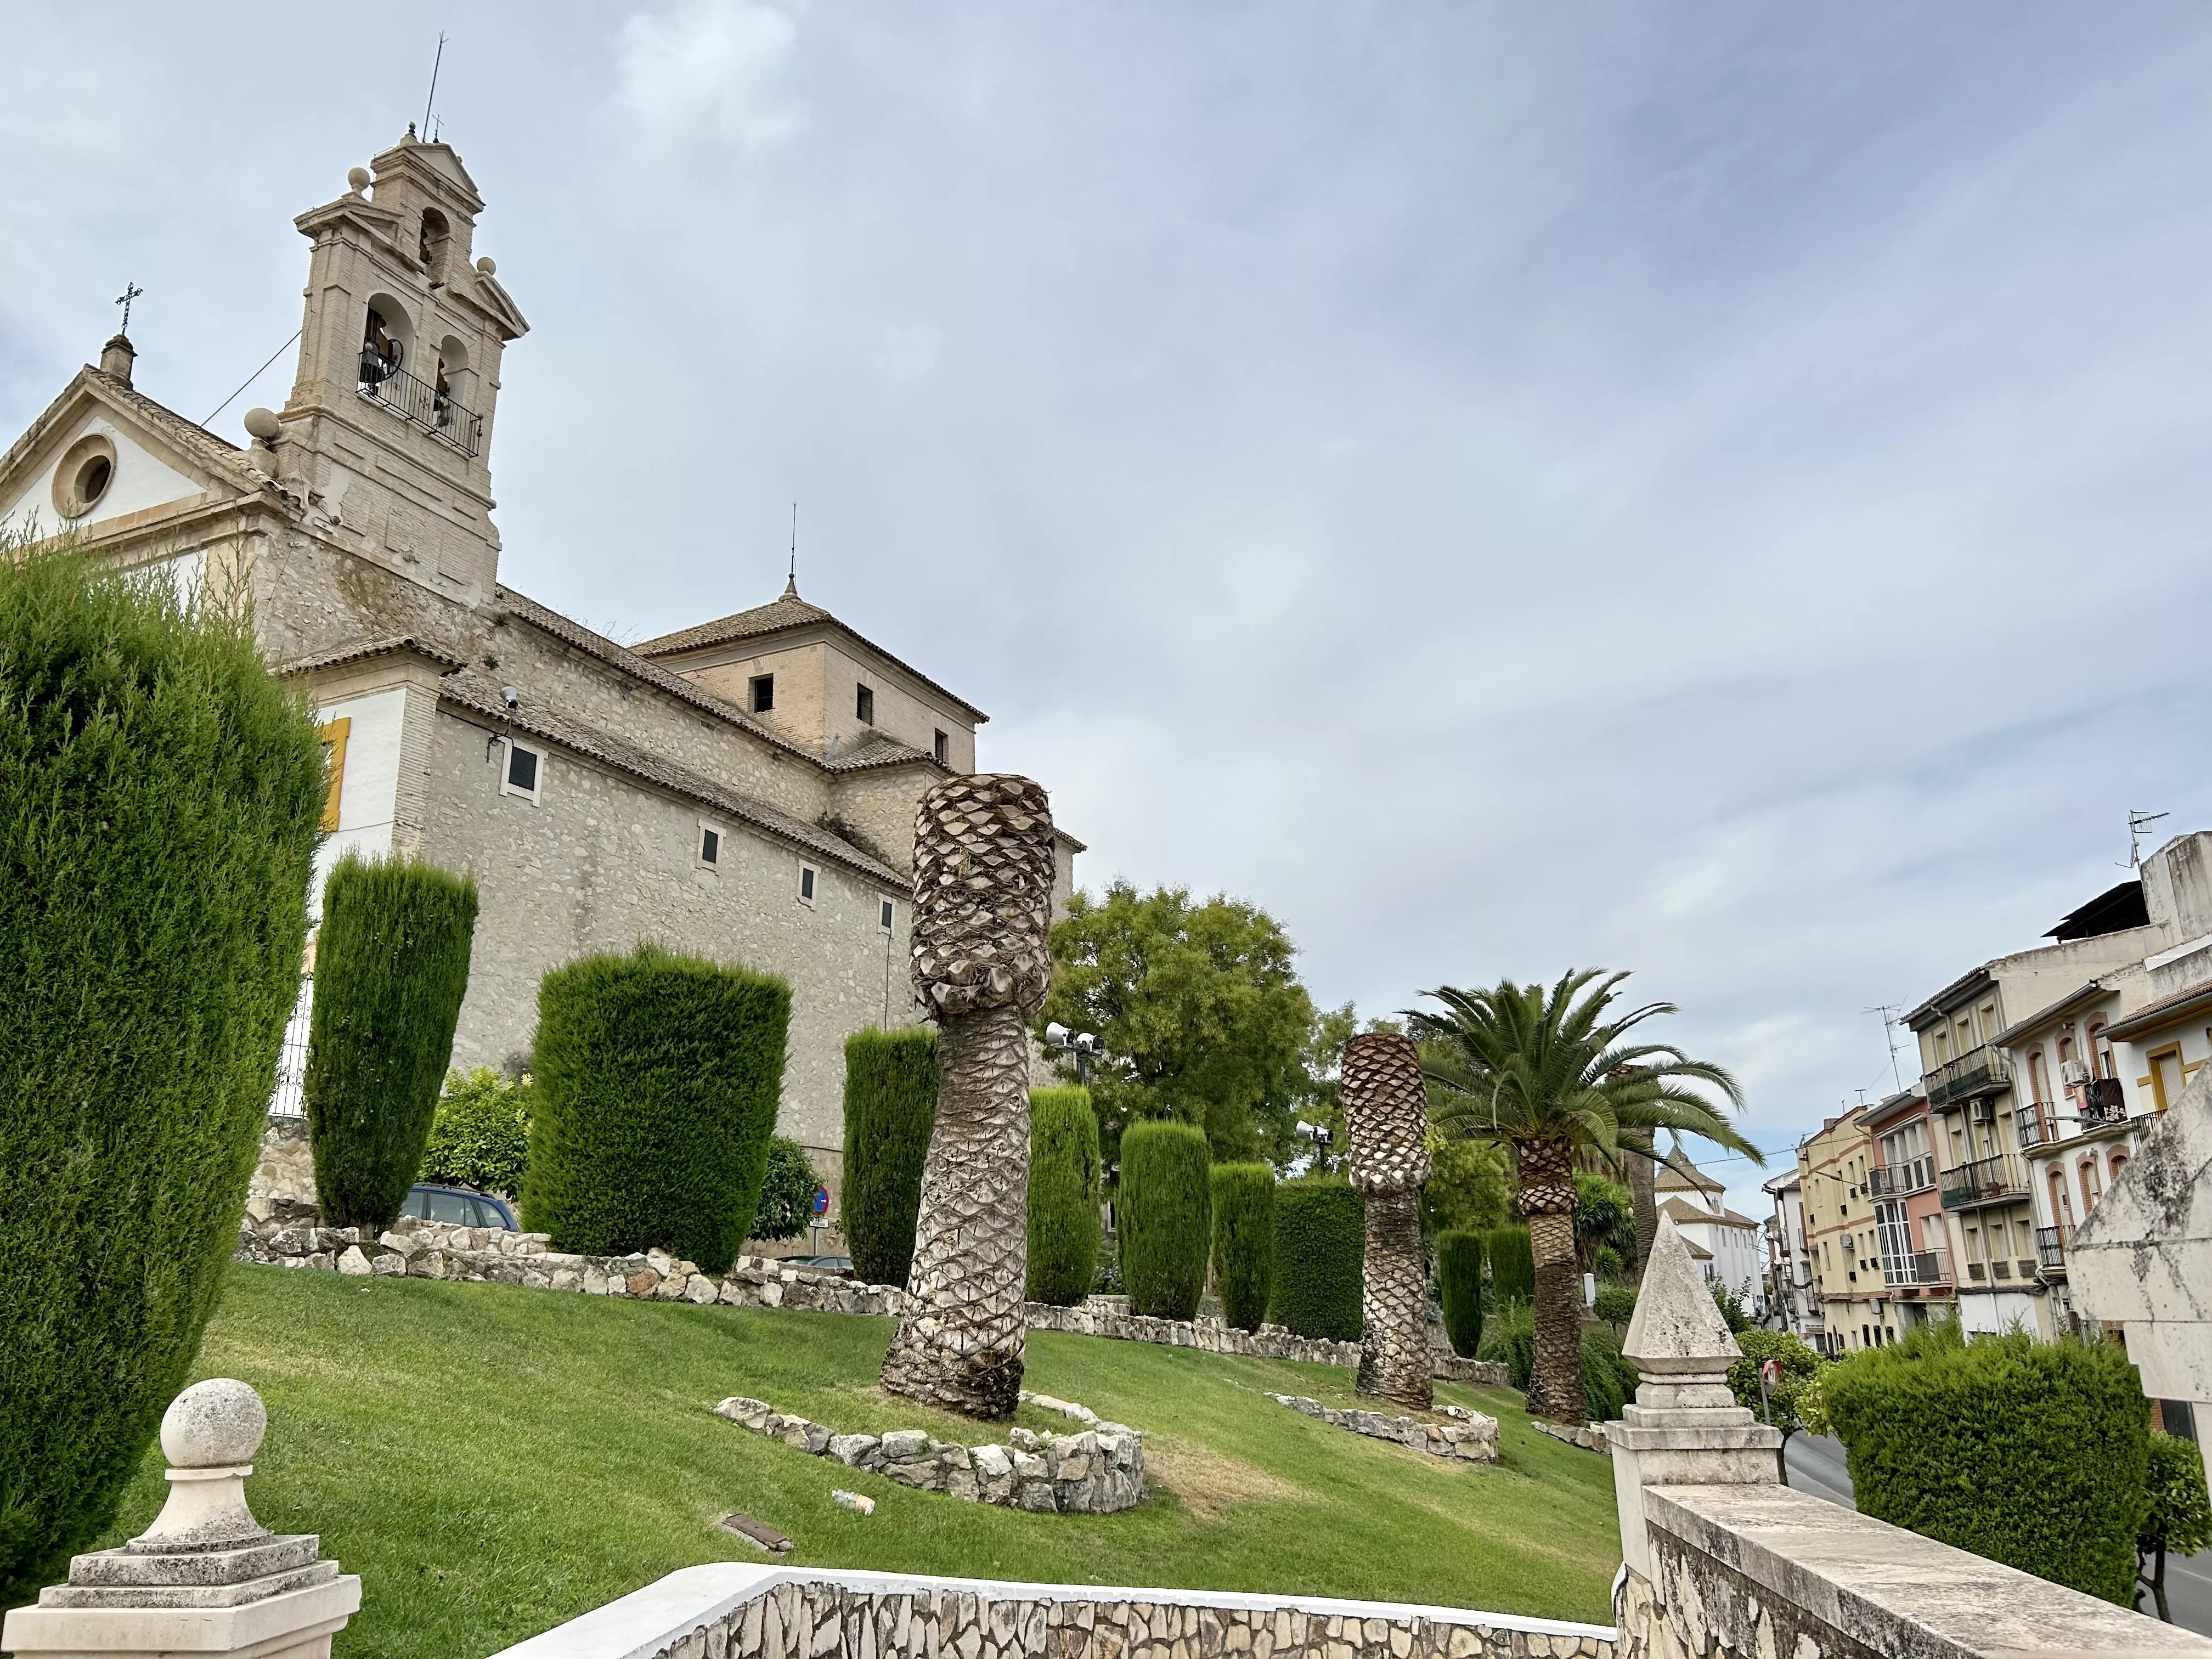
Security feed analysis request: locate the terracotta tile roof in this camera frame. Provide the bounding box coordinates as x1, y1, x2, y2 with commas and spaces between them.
823, 733, 941, 774
279, 635, 464, 676
2103, 977, 2212, 1043
1657, 1197, 1758, 1231
633, 585, 989, 723
493, 584, 815, 763
438, 668, 900, 888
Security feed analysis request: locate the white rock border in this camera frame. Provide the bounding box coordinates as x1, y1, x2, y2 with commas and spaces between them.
1266, 1394, 1500, 1463
712, 1392, 1145, 1514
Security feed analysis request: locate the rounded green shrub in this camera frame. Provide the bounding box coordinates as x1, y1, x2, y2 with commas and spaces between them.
753, 1136, 820, 1243
1210, 1163, 1276, 1332
1581, 1325, 1640, 1423
521, 945, 789, 1267
839, 1028, 937, 1287
304, 854, 479, 1229
1027, 1087, 1102, 1306
0, 546, 326, 1605
1269, 1178, 1364, 1341
1119, 1119, 1212, 1319
1593, 1283, 1639, 1330
420, 1068, 532, 1195
1824, 1324, 2149, 1604
1436, 1229, 1486, 1357
1485, 1223, 1534, 1305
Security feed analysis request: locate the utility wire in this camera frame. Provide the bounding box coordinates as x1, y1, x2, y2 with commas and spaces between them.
202, 330, 301, 429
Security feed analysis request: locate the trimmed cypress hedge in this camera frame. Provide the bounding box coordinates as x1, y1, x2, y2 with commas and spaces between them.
1824, 1325, 2149, 1604
0, 547, 325, 1605
1436, 1228, 1486, 1357
1119, 1120, 1212, 1319
304, 854, 478, 1230
1485, 1223, 1534, 1305
1210, 1163, 1276, 1332
1027, 1088, 1102, 1306
840, 1028, 938, 1288
521, 945, 789, 1267
1269, 1178, 1364, 1341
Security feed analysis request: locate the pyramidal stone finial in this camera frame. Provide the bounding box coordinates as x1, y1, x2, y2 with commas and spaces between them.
1623, 1214, 1740, 1376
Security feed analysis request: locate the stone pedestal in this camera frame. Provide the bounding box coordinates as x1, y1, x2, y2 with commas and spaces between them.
1601, 1216, 1779, 1583
2, 1380, 360, 1659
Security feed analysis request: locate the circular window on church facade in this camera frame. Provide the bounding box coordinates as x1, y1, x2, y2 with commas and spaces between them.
52, 433, 118, 520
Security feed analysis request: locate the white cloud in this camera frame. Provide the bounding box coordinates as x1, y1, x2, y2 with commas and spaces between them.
614, 0, 808, 154
871, 323, 943, 389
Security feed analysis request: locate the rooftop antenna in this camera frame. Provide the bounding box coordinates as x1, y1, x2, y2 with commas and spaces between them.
784, 501, 798, 597
421, 33, 448, 141
114, 281, 143, 335
2125, 809, 2170, 870
1864, 1004, 1905, 1093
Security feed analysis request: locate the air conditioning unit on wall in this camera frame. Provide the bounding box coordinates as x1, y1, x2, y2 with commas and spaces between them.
1968, 1099, 1996, 1124
2061, 1059, 2093, 1087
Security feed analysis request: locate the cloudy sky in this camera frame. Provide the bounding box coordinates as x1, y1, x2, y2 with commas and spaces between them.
8, 4, 2212, 1216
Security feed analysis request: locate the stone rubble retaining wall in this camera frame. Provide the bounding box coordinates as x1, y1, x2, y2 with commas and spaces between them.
712, 1391, 1144, 1515
488, 1564, 1617, 1659
235, 1217, 1510, 1388
1528, 1423, 1607, 1455
1264, 1395, 1498, 1464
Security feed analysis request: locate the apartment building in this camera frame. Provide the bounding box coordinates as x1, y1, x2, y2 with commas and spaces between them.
1863, 1089, 1955, 1335
1796, 1105, 1876, 1355
1761, 1171, 1818, 1339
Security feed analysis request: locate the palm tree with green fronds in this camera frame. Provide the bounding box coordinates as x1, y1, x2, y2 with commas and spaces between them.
1408, 969, 1759, 1423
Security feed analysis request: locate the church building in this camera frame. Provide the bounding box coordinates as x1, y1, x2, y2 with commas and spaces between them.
0, 132, 1079, 1227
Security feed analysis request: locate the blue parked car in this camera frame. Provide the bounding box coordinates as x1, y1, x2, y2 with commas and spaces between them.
400, 1183, 518, 1229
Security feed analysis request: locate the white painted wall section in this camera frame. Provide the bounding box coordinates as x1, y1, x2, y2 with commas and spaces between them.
0, 413, 205, 535
309, 686, 407, 918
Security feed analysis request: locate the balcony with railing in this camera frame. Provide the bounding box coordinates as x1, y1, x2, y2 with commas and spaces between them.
1867, 1156, 1936, 1198
1883, 1246, 1952, 1287
2016, 1105, 2052, 1149
2076, 1076, 2130, 1131
2036, 1223, 2069, 1276
358, 352, 484, 456
1941, 1151, 2030, 1210
1926, 1044, 2011, 1109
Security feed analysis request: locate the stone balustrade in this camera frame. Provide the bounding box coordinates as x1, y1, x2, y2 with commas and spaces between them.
712, 1393, 1145, 1514
1263, 1394, 1498, 1463
483, 1565, 1616, 1659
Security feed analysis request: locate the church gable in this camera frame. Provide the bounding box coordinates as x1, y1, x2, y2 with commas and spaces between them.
0, 373, 256, 542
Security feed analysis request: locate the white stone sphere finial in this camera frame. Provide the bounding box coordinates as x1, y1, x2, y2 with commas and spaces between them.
475, 255, 496, 276
160, 1378, 267, 1470
242, 407, 280, 443
347, 166, 371, 194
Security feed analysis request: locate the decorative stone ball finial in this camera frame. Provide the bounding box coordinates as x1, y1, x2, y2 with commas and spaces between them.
130, 1379, 273, 1553
346, 166, 371, 195
476, 256, 496, 276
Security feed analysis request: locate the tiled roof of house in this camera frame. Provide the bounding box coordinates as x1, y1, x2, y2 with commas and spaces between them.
2104, 977, 2212, 1043
633, 583, 990, 723
1994, 981, 2113, 1048
1657, 1198, 1758, 1231
0, 363, 272, 501
279, 635, 464, 676
823, 733, 941, 774
1656, 1160, 1724, 1193
438, 668, 900, 888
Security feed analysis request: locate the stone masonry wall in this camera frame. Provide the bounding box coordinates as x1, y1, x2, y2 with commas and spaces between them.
1265, 1395, 1497, 1463
244, 1116, 317, 1222
417, 707, 907, 1164
488, 1565, 1616, 1659
235, 1216, 1510, 1390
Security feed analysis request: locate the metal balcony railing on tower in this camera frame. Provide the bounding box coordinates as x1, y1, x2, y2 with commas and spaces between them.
1926, 1043, 2010, 1108
358, 353, 483, 456
1940, 1150, 2029, 1210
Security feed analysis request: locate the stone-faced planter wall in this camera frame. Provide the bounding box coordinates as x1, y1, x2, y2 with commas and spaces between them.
1265, 1395, 1498, 1463
485, 1564, 1617, 1659
713, 1393, 1145, 1514
236, 1216, 1510, 1389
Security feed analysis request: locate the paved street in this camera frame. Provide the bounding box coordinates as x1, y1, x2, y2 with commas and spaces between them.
1781, 1434, 2212, 1638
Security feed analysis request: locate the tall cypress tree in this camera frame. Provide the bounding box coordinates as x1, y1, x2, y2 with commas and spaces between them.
0, 545, 325, 1604
304, 855, 479, 1230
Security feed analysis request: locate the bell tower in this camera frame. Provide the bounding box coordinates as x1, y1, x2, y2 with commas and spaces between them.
276, 131, 529, 607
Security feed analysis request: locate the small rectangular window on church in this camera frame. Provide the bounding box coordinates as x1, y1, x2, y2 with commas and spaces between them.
855, 684, 874, 725
501, 739, 543, 804
751, 674, 774, 713
799, 864, 818, 905
880, 899, 894, 932
933, 729, 949, 766
698, 825, 720, 868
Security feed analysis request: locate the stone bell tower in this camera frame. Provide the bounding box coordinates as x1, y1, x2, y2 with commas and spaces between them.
274, 130, 529, 608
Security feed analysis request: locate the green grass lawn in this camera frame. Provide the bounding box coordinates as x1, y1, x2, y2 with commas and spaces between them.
94, 1265, 1621, 1659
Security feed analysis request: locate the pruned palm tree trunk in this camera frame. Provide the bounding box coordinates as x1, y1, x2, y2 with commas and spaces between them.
1624, 1127, 1657, 1280
880, 776, 1057, 1420
1344, 1032, 1434, 1410
1516, 1135, 1587, 1423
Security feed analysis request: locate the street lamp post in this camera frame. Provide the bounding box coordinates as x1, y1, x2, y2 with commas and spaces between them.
1043, 1022, 1102, 1085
